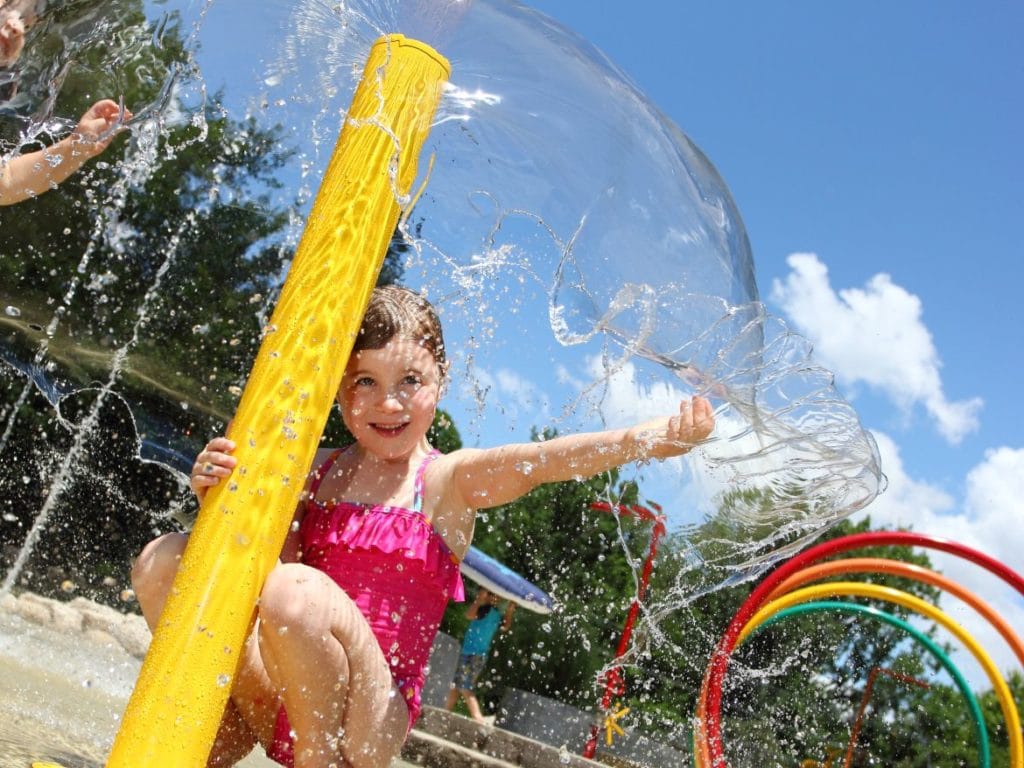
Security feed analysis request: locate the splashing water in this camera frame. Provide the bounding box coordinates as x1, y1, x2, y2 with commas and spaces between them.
0, 0, 882, 757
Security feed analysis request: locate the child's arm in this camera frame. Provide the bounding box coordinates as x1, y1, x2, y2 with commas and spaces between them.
0, 10, 27, 67
0, 99, 131, 206
465, 589, 486, 620
501, 602, 516, 632
444, 395, 714, 513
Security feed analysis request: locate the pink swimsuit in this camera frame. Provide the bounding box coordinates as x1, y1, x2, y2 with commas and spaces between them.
267, 448, 465, 766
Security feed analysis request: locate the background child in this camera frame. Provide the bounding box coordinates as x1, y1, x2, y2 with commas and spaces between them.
0, 0, 36, 69
1, 99, 132, 205
131, 285, 715, 768
446, 588, 516, 725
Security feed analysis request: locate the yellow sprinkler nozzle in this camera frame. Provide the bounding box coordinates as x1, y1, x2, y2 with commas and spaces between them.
604, 702, 630, 746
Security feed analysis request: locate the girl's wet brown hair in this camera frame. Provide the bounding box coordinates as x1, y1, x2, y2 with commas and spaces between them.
354, 285, 448, 378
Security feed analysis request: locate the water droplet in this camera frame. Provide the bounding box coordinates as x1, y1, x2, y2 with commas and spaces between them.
4, 306, 20, 317
216, 673, 231, 687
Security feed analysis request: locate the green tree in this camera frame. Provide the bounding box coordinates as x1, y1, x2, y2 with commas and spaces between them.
0, 0, 404, 602
614, 507, 958, 764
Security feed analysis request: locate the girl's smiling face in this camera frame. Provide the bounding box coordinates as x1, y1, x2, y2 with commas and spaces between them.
338, 338, 441, 461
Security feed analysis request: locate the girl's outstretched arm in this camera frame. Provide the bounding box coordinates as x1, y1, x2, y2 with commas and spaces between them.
445, 395, 714, 513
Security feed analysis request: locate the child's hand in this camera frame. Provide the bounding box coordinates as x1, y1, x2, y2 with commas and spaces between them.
639, 395, 715, 461
0, 11, 26, 67
190, 436, 237, 502
72, 99, 132, 158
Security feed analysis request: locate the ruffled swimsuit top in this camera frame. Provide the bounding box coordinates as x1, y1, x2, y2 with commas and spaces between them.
298, 447, 465, 712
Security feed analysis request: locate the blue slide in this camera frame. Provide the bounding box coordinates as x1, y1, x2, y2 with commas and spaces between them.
461, 547, 554, 614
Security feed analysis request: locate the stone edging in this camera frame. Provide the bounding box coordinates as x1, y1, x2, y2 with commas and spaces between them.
0, 591, 151, 659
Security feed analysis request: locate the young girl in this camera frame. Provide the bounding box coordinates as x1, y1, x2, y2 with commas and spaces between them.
131, 285, 715, 768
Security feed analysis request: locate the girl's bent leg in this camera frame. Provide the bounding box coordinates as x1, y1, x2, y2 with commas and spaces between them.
131, 532, 189, 630
130, 533, 272, 766
258, 563, 409, 768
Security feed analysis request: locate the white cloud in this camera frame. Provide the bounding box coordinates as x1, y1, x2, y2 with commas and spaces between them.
857, 431, 956, 529
459, 366, 551, 426
857, 436, 1024, 686
770, 253, 982, 444
494, 368, 552, 421
962, 447, 1024, 566
583, 357, 684, 428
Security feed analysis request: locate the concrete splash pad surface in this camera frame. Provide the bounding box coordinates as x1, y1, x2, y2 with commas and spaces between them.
0, 607, 276, 768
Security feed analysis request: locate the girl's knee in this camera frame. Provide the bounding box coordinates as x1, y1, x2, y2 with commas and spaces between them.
258, 562, 326, 632
131, 532, 188, 593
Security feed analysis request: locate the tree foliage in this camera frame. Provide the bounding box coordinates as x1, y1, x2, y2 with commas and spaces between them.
451, 468, 1019, 768
0, 0, 403, 600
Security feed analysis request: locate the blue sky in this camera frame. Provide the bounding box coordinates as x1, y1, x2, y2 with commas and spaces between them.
182, 0, 1022, 686
517, 1, 1023, 684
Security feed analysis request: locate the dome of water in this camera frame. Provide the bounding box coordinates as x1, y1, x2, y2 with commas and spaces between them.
0, 0, 883, 755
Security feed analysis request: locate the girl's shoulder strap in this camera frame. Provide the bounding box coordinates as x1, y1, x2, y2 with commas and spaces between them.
412, 448, 441, 514
307, 447, 347, 499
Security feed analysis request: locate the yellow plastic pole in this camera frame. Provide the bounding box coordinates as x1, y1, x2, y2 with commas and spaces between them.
103, 35, 450, 766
